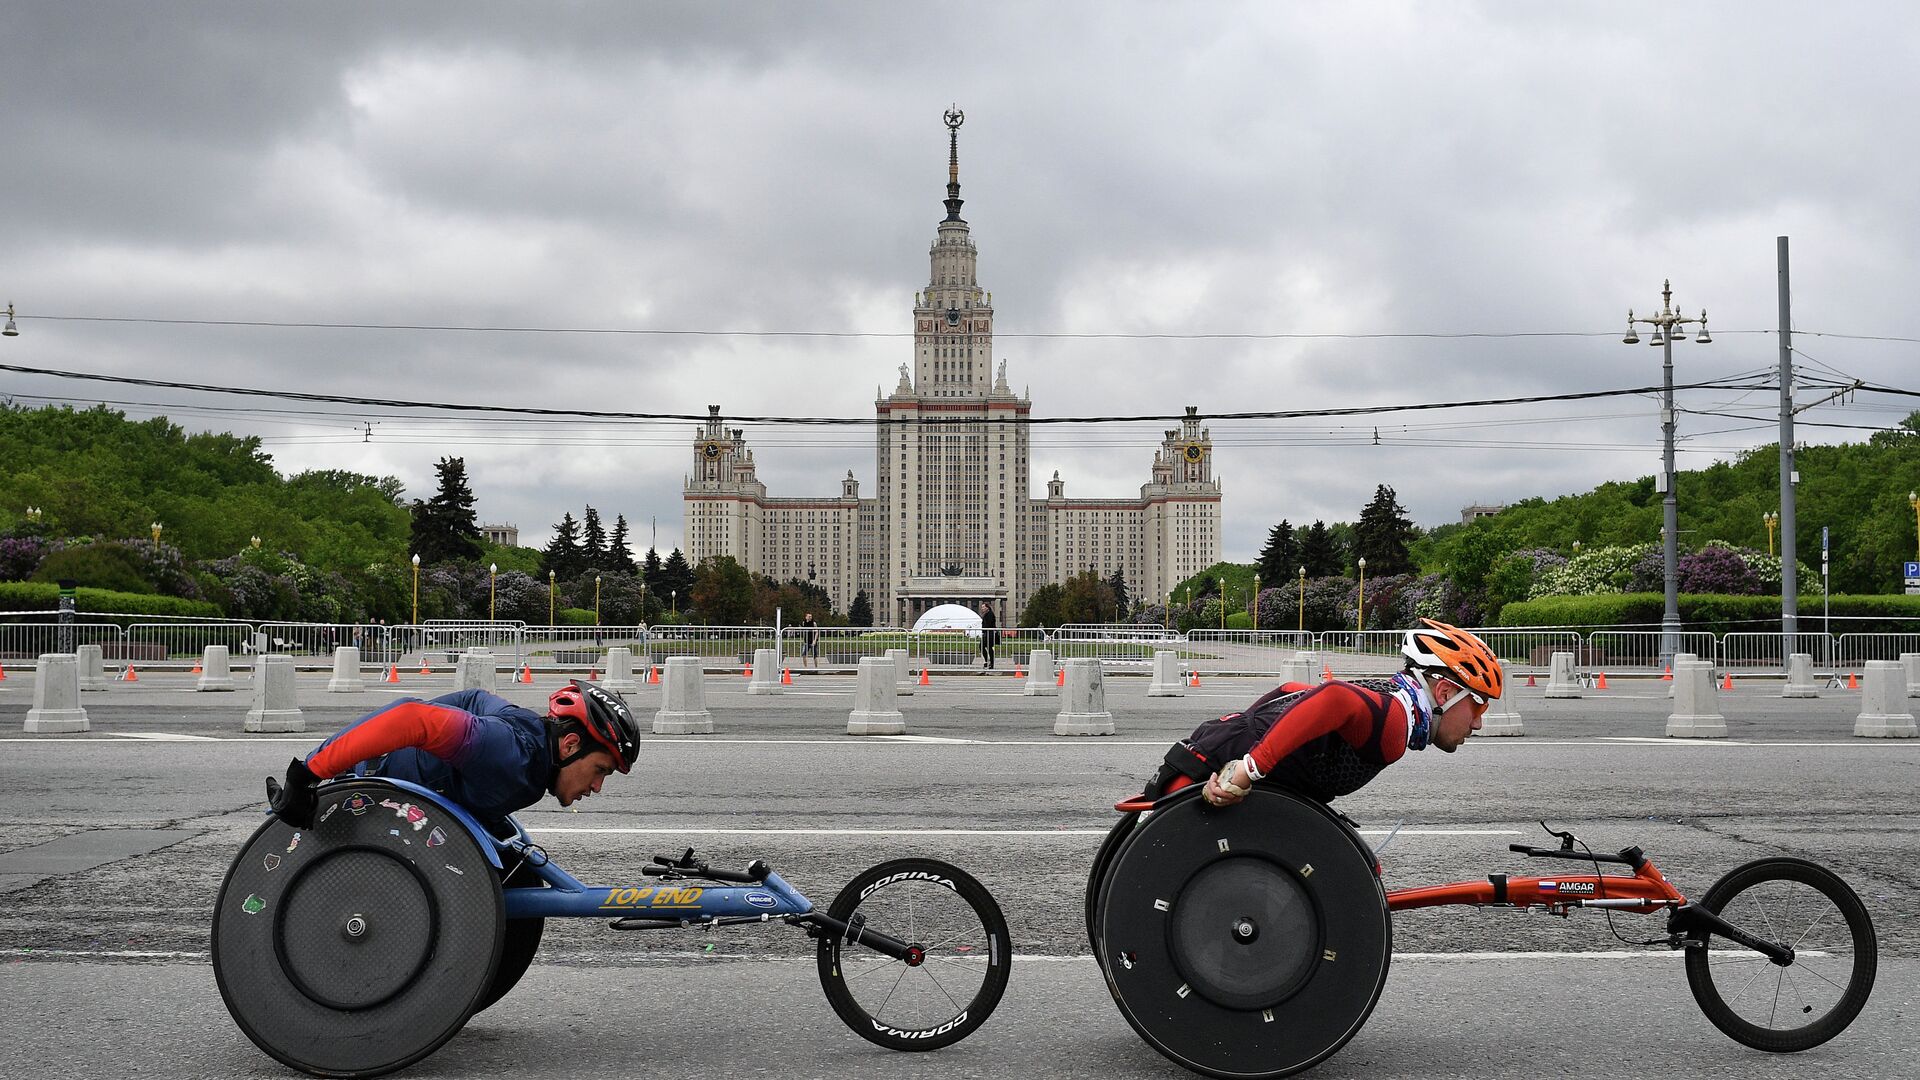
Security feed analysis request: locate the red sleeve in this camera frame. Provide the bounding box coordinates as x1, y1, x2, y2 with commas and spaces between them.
1244, 682, 1408, 778
305, 701, 479, 779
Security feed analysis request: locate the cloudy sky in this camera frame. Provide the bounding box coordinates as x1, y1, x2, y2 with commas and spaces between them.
4, 2, 1917, 562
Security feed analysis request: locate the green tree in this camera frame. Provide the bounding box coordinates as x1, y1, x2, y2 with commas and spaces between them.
659, 548, 695, 609
1353, 485, 1416, 576
1106, 567, 1130, 614
1300, 520, 1341, 577
607, 514, 638, 575
1257, 520, 1299, 584
540, 512, 584, 581
581, 506, 608, 566
407, 456, 483, 564
1061, 569, 1118, 622
641, 546, 663, 587
1021, 582, 1065, 628
849, 588, 874, 627
691, 555, 755, 624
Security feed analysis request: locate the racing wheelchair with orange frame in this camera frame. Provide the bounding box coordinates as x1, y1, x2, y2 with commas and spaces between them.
1086, 775, 1877, 1079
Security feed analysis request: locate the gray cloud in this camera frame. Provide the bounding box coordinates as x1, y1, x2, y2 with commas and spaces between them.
3, 1, 1916, 562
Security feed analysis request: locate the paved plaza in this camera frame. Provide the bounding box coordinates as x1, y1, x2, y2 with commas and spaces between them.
1, 670, 1915, 1078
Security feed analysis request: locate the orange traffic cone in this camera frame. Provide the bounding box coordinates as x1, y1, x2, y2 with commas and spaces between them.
1188, 670, 1201, 688
1525, 672, 1538, 688
1595, 672, 1610, 690
588, 667, 599, 680
519, 666, 533, 684
648, 665, 660, 684
1661, 665, 1672, 681
385, 665, 400, 683
918, 667, 931, 686
1847, 672, 1860, 689
418, 662, 431, 676
122, 666, 139, 682
781, 667, 792, 685
191, 659, 204, 675
0, 663, 7, 681
1720, 673, 1734, 691
1057, 667, 1067, 687
1014, 663, 1024, 678
742, 665, 752, 679
1321, 664, 1334, 682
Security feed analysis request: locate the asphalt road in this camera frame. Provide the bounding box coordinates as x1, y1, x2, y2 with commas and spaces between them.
1, 671, 1916, 1078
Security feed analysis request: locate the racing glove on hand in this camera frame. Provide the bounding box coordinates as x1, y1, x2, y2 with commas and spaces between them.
267, 757, 319, 829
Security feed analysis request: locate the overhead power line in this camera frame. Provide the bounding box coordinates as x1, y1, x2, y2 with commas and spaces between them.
0, 361, 1779, 425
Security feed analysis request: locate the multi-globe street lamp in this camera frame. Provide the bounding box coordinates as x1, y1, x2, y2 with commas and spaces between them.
1763, 511, 1779, 557
1623, 279, 1712, 665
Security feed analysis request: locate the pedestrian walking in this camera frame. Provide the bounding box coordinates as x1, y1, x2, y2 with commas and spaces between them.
979, 602, 998, 669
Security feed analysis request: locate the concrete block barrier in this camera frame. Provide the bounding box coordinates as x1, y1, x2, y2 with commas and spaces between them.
847, 657, 906, 735
1902, 652, 1919, 698
1479, 661, 1522, 736
245, 655, 305, 733
1054, 658, 1115, 736
197, 645, 237, 692
747, 648, 781, 696
1666, 659, 1727, 738
653, 655, 714, 735
456, 648, 498, 694
1023, 648, 1059, 697
327, 646, 365, 693
602, 646, 639, 691
1146, 650, 1185, 697
1782, 652, 1819, 698
1280, 651, 1316, 686
1854, 660, 1917, 737
24, 653, 89, 733
886, 648, 914, 696
76, 643, 111, 692
1543, 651, 1581, 699
1666, 652, 1697, 698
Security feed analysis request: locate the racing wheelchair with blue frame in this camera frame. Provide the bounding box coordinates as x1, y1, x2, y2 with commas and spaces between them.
214, 776, 1011, 1077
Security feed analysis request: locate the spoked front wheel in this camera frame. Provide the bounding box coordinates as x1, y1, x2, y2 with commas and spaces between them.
816, 858, 1012, 1051
1684, 857, 1877, 1052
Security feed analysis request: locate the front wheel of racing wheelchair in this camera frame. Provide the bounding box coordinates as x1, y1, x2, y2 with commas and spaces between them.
1090, 785, 1391, 1080
213, 779, 507, 1079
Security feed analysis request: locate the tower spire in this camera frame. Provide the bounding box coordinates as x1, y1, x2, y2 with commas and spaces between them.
942, 105, 966, 222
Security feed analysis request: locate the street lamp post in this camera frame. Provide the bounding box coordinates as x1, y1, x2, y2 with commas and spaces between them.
250, 535, 262, 549
547, 569, 556, 626
1356, 557, 1367, 634
1251, 574, 1260, 632
1297, 566, 1306, 634
1763, 511, 1779, 557
1909, 492, 1919, 560
151, 522, 163, 544
1623, 279, 1712, 666
671, 589, 678, 617
594, 574, 602, 626
489, 563, 498, 622
410, 553, 421, 625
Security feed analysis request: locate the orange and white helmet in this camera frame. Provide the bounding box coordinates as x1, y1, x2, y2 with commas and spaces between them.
1401, 618, 1503, 703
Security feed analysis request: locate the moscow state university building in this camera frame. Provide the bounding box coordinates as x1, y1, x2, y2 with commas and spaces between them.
684, 111, 1222, 627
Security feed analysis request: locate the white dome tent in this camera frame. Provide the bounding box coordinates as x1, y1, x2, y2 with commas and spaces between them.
912, 603, 984, 637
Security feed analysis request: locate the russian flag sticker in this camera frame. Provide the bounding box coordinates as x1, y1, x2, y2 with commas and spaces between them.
1538, 881, 1560, 892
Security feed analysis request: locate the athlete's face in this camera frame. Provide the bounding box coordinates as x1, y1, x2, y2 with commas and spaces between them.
1429, 681, 1487, 752
552, 734, 619, 806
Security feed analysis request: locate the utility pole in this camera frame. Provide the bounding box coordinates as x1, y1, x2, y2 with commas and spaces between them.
1777, 237, 1798, 659
1624, 282, 1711, 667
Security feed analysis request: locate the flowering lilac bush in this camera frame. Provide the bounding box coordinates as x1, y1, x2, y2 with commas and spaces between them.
1676, 542, 1762, 595
0, 535, 49, 582
1530, 543, 1656, 598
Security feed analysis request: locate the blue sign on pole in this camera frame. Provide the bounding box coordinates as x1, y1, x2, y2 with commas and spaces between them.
1822, 527, 1829, 555
1906, 561, 1920, 579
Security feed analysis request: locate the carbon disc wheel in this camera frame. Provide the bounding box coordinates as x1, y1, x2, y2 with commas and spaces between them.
1098, 787, 1390, 1079
213, 781, 504, 1078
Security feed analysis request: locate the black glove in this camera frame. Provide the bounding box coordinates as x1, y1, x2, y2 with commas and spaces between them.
266, 757, 319, 829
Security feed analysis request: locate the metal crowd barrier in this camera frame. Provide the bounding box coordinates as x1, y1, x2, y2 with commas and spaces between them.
1183, 630, 1312, 676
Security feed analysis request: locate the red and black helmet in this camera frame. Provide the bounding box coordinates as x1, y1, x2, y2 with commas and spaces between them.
547, 679, 641, 773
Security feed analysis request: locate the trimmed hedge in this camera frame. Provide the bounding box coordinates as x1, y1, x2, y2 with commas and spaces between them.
0, 580, 222, 619
1498, 592, 1920, 635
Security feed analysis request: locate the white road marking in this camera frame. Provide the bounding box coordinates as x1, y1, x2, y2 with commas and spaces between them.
106, 732, 221, 741
523, 826, 1521, 836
